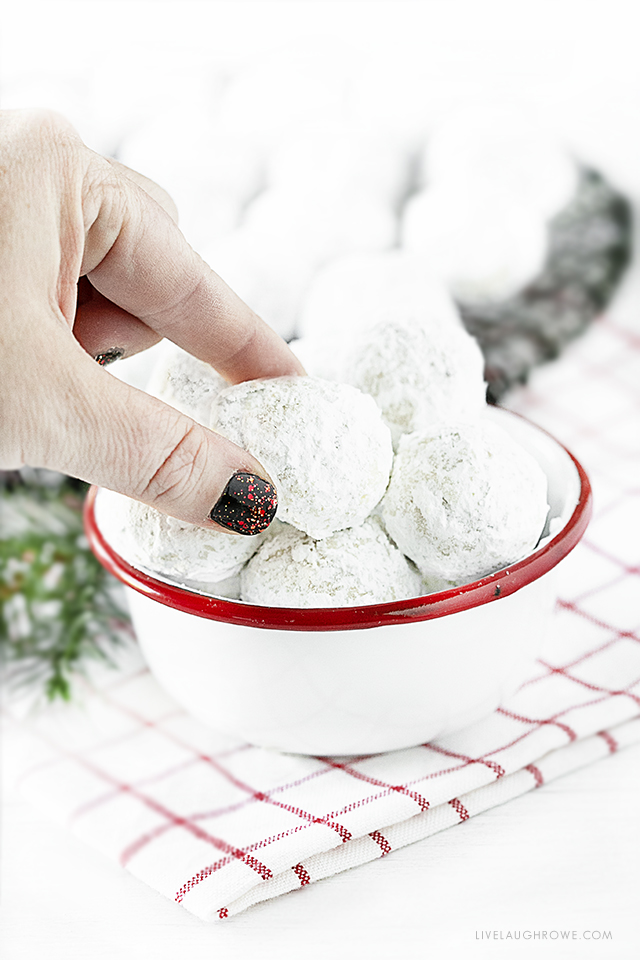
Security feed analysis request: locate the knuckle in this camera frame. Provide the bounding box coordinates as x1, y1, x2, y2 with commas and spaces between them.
106, 157, 180, 223
219, 318, 260, 370
83, 154, 129, 221
139, 421, 210, 508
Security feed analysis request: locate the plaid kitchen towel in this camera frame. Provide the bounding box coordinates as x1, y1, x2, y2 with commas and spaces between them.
3, 315, 640, 921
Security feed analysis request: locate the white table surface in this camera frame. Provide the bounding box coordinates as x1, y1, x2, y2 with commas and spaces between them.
1, 738, 639, 960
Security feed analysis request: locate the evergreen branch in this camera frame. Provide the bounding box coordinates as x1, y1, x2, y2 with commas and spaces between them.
0, 477, 130, 701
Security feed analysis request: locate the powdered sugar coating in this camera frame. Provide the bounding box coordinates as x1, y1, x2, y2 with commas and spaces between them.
211, 376, 393, 539
345, 319, 487, 449
382, 421, 549, 583
241, 518, 423, 607
97, 489, 265, 583
146, 341, 228, 426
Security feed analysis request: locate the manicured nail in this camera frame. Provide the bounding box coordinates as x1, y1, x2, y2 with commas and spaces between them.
94, 348, 125, 366
209, 472, 277, 535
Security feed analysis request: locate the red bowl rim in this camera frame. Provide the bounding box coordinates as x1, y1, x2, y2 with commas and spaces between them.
84, 415, 592, 632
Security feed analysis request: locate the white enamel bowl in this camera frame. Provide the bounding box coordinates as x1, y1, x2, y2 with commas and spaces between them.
85, 407, 591, 756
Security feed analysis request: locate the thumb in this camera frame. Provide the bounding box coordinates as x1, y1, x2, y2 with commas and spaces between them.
28, 334, 278, 535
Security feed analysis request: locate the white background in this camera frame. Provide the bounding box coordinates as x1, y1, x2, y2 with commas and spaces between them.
2, 0, 640, 199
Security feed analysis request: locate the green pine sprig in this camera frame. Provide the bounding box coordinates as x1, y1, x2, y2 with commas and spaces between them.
0, 478, 130, 701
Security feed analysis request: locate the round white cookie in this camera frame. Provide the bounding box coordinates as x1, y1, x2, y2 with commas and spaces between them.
146, 341, 228, 426
97, 490, 265, 583
211, 376, 393, 539
345, 318, 486, 449
381, 421, 549, 583
241, 518, 424, 607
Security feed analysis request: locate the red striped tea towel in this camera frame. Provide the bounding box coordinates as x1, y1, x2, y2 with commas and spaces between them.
3, 316, 640, 920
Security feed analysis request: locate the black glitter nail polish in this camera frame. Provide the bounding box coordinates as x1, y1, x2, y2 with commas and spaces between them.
210, 472, 278, 535
94, 348, 125, 366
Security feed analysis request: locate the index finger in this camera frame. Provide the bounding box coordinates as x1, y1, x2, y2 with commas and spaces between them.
80, 157, 304, 384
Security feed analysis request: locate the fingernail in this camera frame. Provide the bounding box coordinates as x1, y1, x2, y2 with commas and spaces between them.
210, 471, 277, 535
95, 348, 125, 366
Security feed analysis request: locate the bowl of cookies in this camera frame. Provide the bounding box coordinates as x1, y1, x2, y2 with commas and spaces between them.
85, 312, 591, 756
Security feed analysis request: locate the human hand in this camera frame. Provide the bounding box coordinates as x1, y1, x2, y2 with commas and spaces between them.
0, 110, 304, 534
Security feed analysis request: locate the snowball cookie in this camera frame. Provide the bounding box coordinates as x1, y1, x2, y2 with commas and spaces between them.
298, 250, 462, 345
423, 106, 578, 221
211, 376, 393, 539
381, 421, 549, 584
118, 497, 265, 583
146, 341, 227, 425
241, 518, 423, 607
402, 184, 547, 305
345, 319, 486, 449
182, 520, 291, 597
